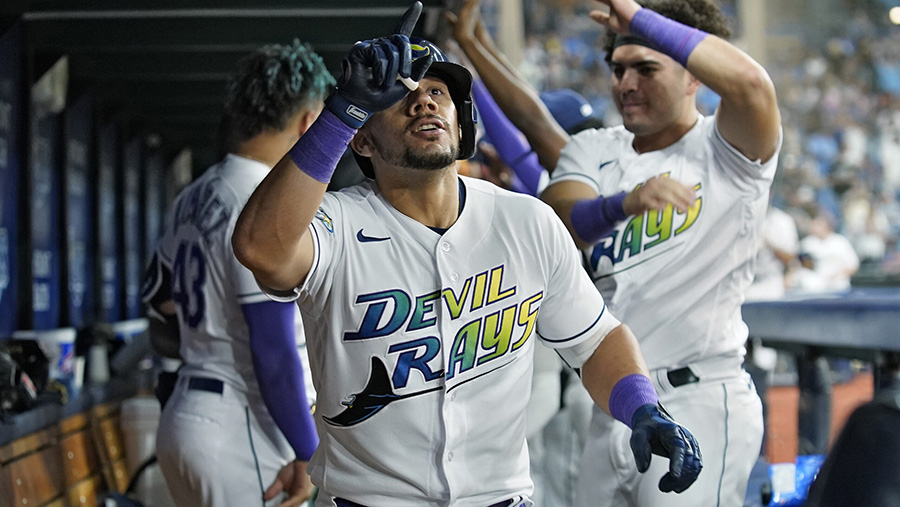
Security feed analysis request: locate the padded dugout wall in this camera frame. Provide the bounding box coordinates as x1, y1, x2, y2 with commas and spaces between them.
62, 94, 95, 329
0, 23, 24, 337
28, 94, 63, 330
121, 136, 142, 320
143, 149, 164, 265
96, 123, 121, 322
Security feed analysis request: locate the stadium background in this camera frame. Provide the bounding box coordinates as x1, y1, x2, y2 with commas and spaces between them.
0, 0, 898, 505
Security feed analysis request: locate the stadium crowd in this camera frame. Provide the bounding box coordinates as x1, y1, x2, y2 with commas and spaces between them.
502, 0, 900, 279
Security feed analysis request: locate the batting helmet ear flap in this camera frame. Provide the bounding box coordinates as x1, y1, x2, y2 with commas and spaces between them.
457, 97, 477, 160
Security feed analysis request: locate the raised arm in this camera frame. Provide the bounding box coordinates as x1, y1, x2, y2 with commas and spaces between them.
233, 3, 431, 291
590, 0, 781, 162
232, 139, 330, 292
448, 0, 569, 171
469, 78, 547, 195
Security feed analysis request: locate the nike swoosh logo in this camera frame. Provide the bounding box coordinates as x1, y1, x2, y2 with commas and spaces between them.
598, 160, 616, 171
356, 229, 390, 243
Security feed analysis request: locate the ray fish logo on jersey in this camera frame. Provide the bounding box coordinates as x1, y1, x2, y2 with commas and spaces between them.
323, 356, 442, 427
324, 264, 543, 427
589, 173, 702, 274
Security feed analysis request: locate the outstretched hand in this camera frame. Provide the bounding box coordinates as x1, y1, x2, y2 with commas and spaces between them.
630, 403, 703, 493
589, 0, 642, 34
326, 1, 433, 128
623, 174, 696, 216
446, 0, 482, 45
265, 459, 314, 507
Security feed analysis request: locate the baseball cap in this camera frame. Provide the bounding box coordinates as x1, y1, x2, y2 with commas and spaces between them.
539, 89, 602, 134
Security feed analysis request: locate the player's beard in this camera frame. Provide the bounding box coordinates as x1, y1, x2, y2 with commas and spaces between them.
371, 130, 459, 171
402, 144, 458, 171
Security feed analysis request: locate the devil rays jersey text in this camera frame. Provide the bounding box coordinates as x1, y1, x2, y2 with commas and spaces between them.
262, 176, 620, 506
551, 115, 781, 370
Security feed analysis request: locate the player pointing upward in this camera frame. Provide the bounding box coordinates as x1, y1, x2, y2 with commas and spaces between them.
233, 2, 702, 505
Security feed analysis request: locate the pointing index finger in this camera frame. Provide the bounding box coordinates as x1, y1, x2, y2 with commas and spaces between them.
395, 1, 423, 37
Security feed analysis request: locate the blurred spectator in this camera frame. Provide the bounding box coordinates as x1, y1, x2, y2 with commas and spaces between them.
747, 205, 801, 301
876, 99, 900, 196
796, 212, 860, 291
787, 250, 830, 294
842, 184, 891, 264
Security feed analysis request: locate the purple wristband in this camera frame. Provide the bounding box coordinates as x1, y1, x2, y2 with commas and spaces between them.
609, 374, 659, 428
288, 108, 357, 184
570, 191, 627, 243
629, 8, 708, 67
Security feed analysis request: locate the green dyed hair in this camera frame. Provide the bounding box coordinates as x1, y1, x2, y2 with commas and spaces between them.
218, 39, 335, 153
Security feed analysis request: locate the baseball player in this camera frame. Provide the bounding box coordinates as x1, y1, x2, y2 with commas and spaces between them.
541, 1, 780, 506
452, 0, 780, 505
141, 41, 333, 507
232, 3, 702, 506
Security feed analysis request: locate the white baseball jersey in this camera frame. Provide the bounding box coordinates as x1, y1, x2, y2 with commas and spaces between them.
145, 154, 313, 506
554, 116, 777, 507
264, 176, 620, 507
151, 154, 309, 390
551, 115, 780, 370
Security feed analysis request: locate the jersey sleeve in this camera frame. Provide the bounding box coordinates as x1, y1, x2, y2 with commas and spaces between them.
141, 252, 172, 322
534, 205, 621, 367
710, 119, 782, 197
143, 206, 178, 315
547, 129, 607, 194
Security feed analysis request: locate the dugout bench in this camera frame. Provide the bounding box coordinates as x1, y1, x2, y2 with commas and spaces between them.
0, 401, 131, 507
0, 319, 153, 506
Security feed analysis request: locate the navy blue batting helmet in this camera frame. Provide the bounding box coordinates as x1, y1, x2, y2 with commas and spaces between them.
353, 37, 477, 179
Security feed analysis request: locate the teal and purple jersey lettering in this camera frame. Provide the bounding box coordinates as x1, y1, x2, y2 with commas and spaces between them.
551, 115, 781, 370
262, 176, 619, 506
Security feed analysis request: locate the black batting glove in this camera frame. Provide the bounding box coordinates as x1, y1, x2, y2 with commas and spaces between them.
630, 403, 703, 493
326, 1, 433, 128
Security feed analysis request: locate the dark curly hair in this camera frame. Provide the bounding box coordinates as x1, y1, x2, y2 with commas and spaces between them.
602, 0, 732, 63
218, 39, 335, 154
